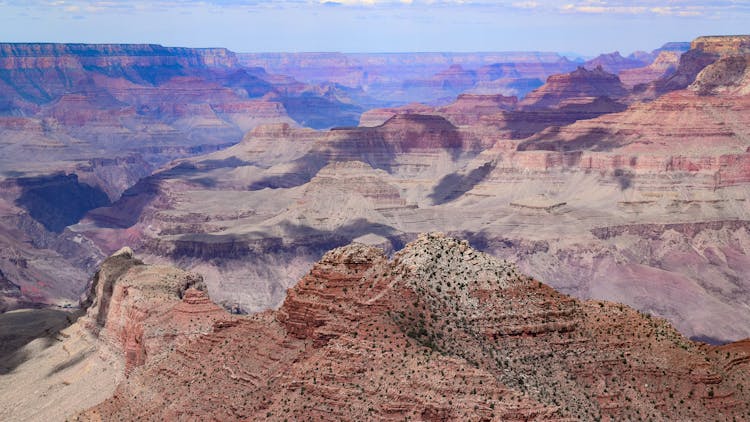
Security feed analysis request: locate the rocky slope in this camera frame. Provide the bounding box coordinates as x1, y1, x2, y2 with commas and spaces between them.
582, 41, 690, 80
359, 94, 520, 127
618, 51, 681, 88
0, 43, 371, 190
519, 49, 750, 154
0, 247, 230, 421
632, 35, 750, 100
70, 234, 750, 421
75, 113, 498, 311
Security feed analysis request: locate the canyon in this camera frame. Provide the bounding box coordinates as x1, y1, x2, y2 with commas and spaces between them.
1, 33, 750, 421
239, 44, 687, 105
61, 35, 750, 346
0, 42, 373, 314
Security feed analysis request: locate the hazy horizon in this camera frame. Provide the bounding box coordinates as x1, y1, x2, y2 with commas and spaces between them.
1, 1, 748, 57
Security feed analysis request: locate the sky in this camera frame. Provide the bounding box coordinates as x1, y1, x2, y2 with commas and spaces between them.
0, 1, 749, 56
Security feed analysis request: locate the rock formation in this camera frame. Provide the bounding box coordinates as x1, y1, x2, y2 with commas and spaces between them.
0, 247, 230, 421
518, 67, 750, 154
79, 246, 228, 372
360, 66, 630, 137
74, 234, 750, 420
632, 36, 750, 99
618, 51, 681, 87
584, 51, 650, 74
519, 66, 628, 109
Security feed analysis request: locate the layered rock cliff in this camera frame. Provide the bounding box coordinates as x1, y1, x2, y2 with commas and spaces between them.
520, 66, 628, 109
584, 51, 649, 74
79, 247, 228, 373
360, 65, 630, 137
77, 234, 750, 421
518, 36, 750, 155
632, 35, 750, 99
619, 51, 681, 87
0, 247, 230, 421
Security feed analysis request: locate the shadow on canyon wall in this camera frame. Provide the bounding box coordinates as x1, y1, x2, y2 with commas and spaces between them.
429, 161, 496, 205
14, 174, 111, 233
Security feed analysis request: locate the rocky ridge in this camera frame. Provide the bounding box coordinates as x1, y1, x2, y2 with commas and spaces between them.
74, 234, 750, 421
80, 246, 229, 372
519, 65, 629, 109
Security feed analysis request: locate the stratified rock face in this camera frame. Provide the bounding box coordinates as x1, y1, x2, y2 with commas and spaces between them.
431, 64, 478, 91
306, 161, 407, 209
372, 114, 464, 151
518, 92, 750, 153
520, 66, 628, 109
437, 94, 520, 126
77, 35, 750, 347
691, 35, 750, 55
79, 234, 750, 421
0, 42, 365, 183
690, 54, 750, 95
0, 247, 232, 421
359, 102, 434, 127
619, 51, 681, 87
0, 43, 238, 101
655, 42, 692, 54
632, 36, 750, 99
584, 51, 649, 74
519, 79, 750, 154
79, 247, 228, 373
0, 43, 288, 186
518, 36, 750, 155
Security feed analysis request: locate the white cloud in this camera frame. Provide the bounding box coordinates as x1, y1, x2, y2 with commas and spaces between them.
512, 1, 539, 9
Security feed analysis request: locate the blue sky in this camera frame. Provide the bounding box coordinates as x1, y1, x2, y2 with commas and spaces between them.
1, 1, 748, 56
